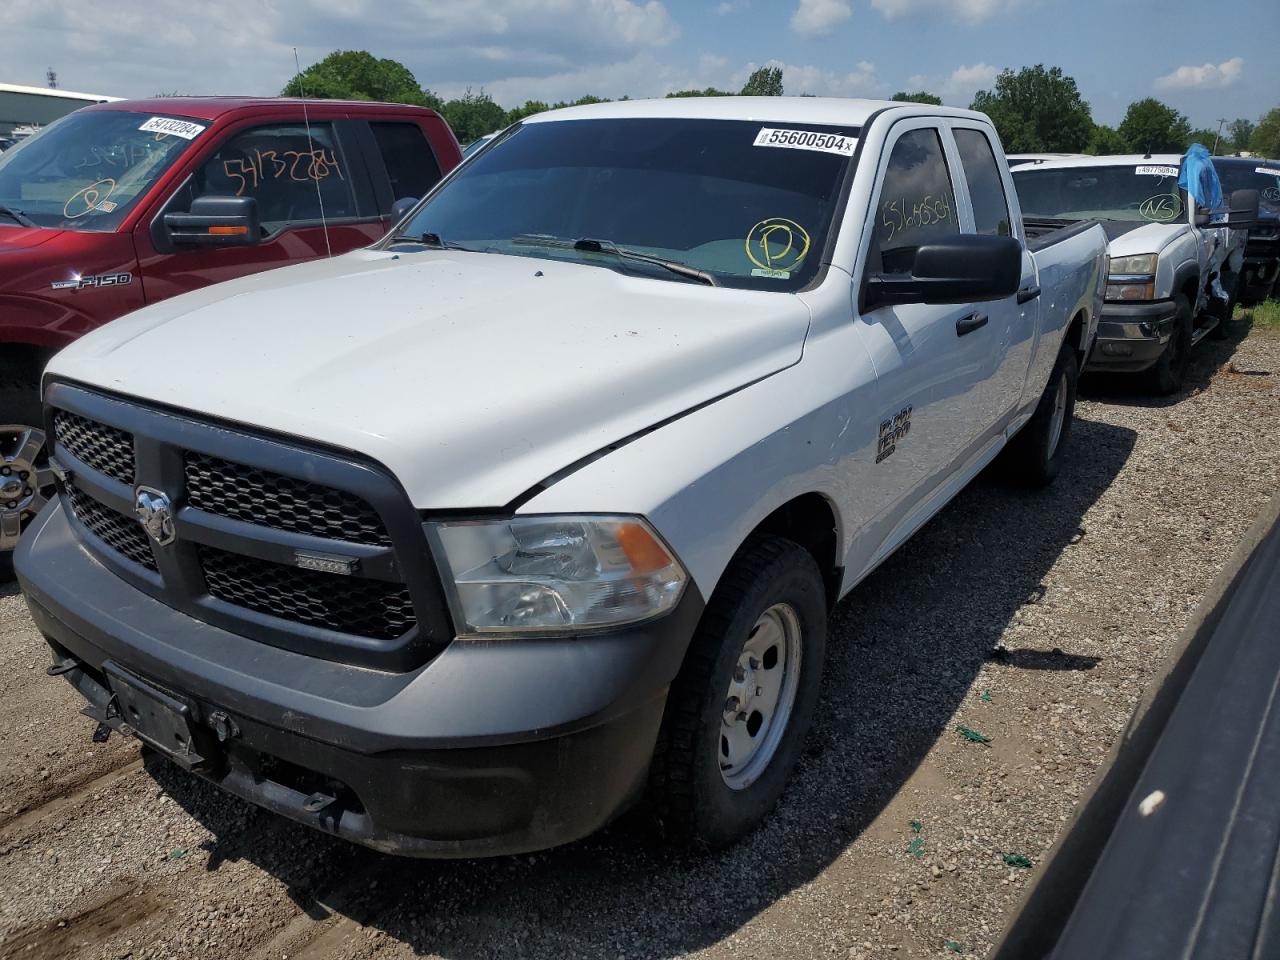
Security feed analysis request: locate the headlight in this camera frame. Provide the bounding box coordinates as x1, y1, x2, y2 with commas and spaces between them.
1108, 254, 1158, 276
428, 515, 687, 635
1106, 253, 1158, 301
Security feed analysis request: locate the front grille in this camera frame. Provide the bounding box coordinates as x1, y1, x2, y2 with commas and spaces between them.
185, 452, 391, 545
54, 411, 134, 485
198, 546, 416, 640
65, 483, 156, 571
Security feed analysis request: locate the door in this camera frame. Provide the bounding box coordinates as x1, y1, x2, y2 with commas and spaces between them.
949, 124, 1035, 423
855, 123, 999, 499
133, 119, 386, 304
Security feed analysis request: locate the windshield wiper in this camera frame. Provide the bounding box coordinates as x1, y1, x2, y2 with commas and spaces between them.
0, 205, 38, 228
386, 231, 478, 252
511, 234, 718, 287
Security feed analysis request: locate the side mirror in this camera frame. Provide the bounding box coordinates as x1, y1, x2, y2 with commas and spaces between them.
389, 196, 419, 223
1227, 188, 1260, 230
163, 196, 260, 246
865, 234, 1022, 308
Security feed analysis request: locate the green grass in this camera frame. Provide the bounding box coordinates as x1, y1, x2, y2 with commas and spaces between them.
1237, 298, 1280, 332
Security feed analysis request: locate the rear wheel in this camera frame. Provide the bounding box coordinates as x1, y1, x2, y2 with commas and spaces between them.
1145, 294, 1193, 395
0, 359, 54, 583
1002, 338, 1078, 487
648, 536, 826, 848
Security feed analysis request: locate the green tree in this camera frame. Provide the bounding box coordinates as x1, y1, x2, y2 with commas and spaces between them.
891, 90, 943, 106
1228, 117, 1256, 153
1117, 98, 1191, 154
740, 66, 784, 97
442, 89, 508, 144
1187, 128, 1220, 152
282, 50, 435, 107
666, 87, 734, 98
505, 100, 551, 124
969, 65, 1093, 152
1086, 123, 1127, 155
1251, 108, 1280, 159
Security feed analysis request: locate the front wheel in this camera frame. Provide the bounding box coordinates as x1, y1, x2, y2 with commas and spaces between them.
648, 536, 827, 848
1145, 294, 1193, 394
1, 362, 55, 583
1001, 338, 1078, 487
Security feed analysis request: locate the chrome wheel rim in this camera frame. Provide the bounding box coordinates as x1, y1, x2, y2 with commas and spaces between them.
719, 602, 802, 791
1047, 371, 1069, 459
0, 425, 53, 553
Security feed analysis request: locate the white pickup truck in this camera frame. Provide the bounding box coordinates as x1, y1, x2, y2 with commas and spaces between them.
17, 98, 1107, 856
1013, 154, 1259, 393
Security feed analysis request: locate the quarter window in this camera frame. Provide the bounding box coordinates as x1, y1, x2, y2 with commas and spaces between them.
954, 128, 1012, 237
191, 122, 356, 230
874, 129, 959, 273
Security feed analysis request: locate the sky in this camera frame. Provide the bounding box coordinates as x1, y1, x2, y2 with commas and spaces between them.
3, 0, 1277, 130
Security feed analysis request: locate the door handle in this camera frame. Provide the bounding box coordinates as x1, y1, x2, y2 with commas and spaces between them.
956, 313, 988, 336
1016, 285, 1041, 304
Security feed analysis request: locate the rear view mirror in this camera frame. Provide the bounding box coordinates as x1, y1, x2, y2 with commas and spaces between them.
390, 196, 419, 223
865, 235, 1022, 308
1227, 189, 1260, 230
164, 196, 260, 247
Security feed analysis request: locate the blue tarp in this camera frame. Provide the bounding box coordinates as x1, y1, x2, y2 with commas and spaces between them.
1179, 143, 1224, 211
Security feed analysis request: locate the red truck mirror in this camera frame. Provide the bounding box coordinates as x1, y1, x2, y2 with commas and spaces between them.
163, 196, 261, 247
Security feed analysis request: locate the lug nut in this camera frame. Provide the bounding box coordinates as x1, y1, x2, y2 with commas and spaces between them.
748, 656, 760, 670
0, 467, 10, 475
725, 695, 741, 714
18, 471, 28, 480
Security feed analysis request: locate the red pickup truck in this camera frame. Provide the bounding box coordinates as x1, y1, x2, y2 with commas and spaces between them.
0, 97, 462, 578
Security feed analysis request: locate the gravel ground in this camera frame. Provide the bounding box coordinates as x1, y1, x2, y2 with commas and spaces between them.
1, 316, 1278, 960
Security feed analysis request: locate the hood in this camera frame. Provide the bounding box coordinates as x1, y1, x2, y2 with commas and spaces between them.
50, 249, 812, 508
0, 225, 65, 251
1102, 220, 1187, 254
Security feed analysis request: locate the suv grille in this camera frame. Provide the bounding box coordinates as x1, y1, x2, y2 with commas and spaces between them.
65, 482, 156, 571
185, 452, 391, 545
198, 546, 416, 640
54, 411, 134, 485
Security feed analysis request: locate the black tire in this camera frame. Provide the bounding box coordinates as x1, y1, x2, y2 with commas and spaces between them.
648, 535, 827, 849
1, 355, 48, 584
1002, 338, 1078, 488
1145, 294, 1193, 395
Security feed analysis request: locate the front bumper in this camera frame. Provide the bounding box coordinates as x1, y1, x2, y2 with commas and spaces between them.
1083, 299, 1179, 374
17, 503, 704, 857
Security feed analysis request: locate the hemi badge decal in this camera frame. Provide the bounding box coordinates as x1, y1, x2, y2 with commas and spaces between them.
294, 552, 359, 576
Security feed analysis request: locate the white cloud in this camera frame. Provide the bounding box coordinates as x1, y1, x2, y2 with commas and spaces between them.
733, 58, 882, 97
1154, 57, 1244, 91
941, 62, 997, 100
0, 0, 679, 99
871, 0, 1019, 23
790, 0, 852, 36
716, 0, 750, 12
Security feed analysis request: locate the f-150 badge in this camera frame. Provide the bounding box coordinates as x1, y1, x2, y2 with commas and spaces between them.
51, 272, 132, 291
876, 405, 913, 464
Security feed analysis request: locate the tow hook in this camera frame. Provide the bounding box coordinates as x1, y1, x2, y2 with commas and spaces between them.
208, 710, 240, 743
81, 694, 121, 743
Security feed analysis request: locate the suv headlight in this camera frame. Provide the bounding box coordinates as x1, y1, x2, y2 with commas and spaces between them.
427, 515, 687, 635
1106, 253, 1158, 301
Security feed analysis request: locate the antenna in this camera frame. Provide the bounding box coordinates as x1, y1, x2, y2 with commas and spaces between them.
292, 47, 332, 259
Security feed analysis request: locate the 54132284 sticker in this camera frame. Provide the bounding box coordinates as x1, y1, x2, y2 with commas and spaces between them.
139, 117, 206, 140
753, 128, 856, 156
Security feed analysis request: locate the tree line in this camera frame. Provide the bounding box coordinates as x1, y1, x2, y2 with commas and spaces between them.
283, 51, 1280, 158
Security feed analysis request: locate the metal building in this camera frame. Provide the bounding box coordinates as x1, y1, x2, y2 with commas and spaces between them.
0, 82, 122, 137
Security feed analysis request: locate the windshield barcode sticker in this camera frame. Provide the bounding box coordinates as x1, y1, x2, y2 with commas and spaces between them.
1136, 165, 1179, 177
754, 128, 856, 156
139, 117, 206, 140
1255, 166, 1280, 177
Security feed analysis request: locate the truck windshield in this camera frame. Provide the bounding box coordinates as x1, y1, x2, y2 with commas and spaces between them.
392, 117, 861, 291
0, 111, 206, 232
1014, 164, 1187, 224
1212, 160, 1280, 220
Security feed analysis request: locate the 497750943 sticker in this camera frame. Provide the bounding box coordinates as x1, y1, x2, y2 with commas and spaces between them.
753, 128, 856, 156
1135, 165, 1179, 178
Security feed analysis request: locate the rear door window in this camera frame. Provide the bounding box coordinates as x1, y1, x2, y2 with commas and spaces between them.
369, 122, 442, 208
954, 128, 1012, 237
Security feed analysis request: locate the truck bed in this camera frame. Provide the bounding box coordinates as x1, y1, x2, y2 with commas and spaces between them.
1023, 217, 1101, 252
